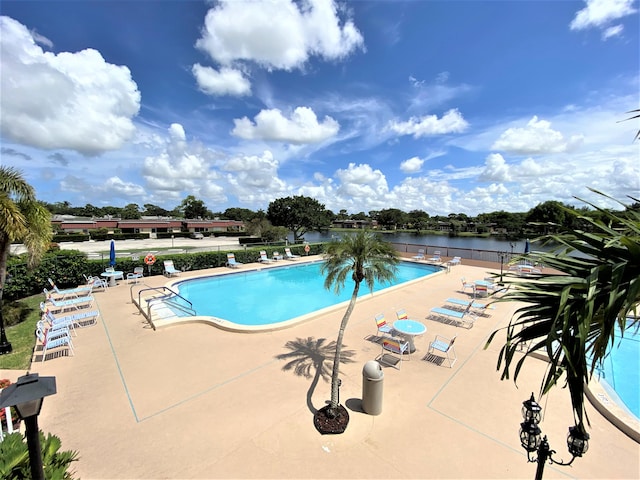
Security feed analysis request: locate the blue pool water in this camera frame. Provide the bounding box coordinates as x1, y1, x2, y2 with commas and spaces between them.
596, 320, 639, 419
175, 261, 441, 327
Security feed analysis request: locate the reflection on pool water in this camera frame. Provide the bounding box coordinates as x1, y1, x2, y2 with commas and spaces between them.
175, 261, 441, 327
596, 320, 639, 420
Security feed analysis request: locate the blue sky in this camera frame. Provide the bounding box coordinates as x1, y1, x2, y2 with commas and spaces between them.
1, 0, 638, 216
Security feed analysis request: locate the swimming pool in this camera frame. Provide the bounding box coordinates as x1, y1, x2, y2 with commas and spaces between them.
595, 320, 639, 420
174, 261, 442, 329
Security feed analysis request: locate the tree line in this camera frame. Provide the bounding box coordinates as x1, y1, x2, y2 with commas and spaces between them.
43, 194, 639, 241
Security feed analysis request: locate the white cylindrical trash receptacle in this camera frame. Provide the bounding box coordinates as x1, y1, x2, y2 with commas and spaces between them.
362, 360, 384, 415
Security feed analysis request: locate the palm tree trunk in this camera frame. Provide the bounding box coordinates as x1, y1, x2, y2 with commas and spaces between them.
329, 281, 360, 410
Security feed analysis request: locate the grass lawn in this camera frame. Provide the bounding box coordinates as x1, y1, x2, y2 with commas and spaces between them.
0, 295, 40, 371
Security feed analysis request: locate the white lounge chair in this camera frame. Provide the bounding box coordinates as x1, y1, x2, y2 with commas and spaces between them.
47, 278, 92, 298
426, 335, 457, 368
427, 251, 442, 263
284, 248, 300, 260
226, 253, 243, 268
36, 326, 74, 362
44, 290, 94, 312
445, 298, 493, 315
448, 256, 461, 267
429, 304, 477, 329
258, 251, 274, 263
164, 260, 181, 277
412, 249, 425, 261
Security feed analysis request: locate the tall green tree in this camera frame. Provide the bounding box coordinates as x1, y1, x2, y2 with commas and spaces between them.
315, 230, 399, 432
0, 167, 53, 353
267, 196, 332, 242
486, 190, 639, 437
179, 195, 208, 219
121, 203, 141, 219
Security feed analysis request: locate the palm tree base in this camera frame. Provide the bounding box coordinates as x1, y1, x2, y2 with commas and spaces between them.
313, 404, 349, 434
0, 341, 12, 355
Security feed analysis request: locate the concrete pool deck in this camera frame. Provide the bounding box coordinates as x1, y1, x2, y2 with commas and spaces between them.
2, 257, 638, 479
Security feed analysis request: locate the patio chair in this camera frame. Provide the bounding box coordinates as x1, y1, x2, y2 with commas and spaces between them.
395, 309, 409, 320
258, 251, 274, 263
377, 337, 410, 369
48, 278, 92, 298
461, 277, 475, 294
474, 283, 489, 298
86, 275, 108, 291
429, 304, 477, 329
35, 325, 74, 362
163, 260, 181, 277
426, 335, 457, 368
127, 266, 144, 284
284, 248, 300, 260
374, 313, 393, 337
412, 249, 425, 261
226, 253, 243, 268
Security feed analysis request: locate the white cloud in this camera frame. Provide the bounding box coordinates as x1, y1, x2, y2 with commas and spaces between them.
334, 163, 389, 199
491, 116, 584, 154
479, 153, 511, 182
0, 16, 140, 155
570, 0, 637, 31
601, 24, 624, 39
387, 109, 469, 138
400, 156, 424, 173
192, 63, 251, 97
100, 177, 146, 197
195, 0, 364, 70
232, 106, 339, 144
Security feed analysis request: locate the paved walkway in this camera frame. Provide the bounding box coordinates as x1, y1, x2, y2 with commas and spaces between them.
2, 258, 638, 479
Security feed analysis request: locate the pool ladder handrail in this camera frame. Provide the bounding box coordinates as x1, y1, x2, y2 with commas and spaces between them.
132, 285, 196, 330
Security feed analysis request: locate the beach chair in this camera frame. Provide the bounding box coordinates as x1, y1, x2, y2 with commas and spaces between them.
44, 290, 94, 312
374, 313, 393, 337
48, 278, 92, 299
284, 248, 300, 260
427, 251, 442, 263
429, 304, 477, 329
412, 249, 425, 261
226, 253, 243, 268
448, 256, 461, 267
164, 260, 181, 277
426, 335, 457, 368
395, 309, 409, 320
39, 311, 77, 337
445, 298, 493, 316
86, 275, 108, 291
258, 251, 274, 263
42, 305, 99, 329
127, 266, 144, 284
35, 325, 74, 362
377, 337, 410, 369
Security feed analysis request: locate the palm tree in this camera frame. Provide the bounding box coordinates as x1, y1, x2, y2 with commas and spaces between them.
0, 167, 53, 354
315, 230, 399, 433
486, 190, 639, 438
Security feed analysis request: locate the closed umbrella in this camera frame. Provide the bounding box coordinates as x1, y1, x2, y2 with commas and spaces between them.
524, 238, 530, 255
109, 240, 116, 267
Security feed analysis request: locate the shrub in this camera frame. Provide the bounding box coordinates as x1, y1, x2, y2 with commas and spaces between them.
0, 431, 79, 479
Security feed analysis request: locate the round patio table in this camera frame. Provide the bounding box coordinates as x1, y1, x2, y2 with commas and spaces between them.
101, 271, 124, 287
393, 319, 427, 353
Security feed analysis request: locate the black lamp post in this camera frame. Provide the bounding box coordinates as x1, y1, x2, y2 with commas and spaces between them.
497, 251, 508, 284
519, 393, 589, 480
0, 373, 57, 480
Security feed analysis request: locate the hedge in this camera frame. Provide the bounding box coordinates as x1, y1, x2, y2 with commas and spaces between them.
5, 243, 324, 301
